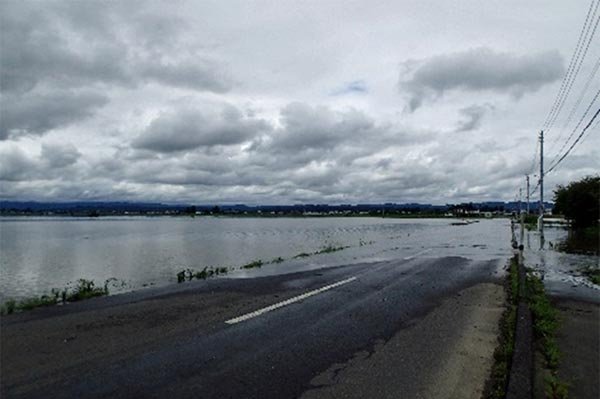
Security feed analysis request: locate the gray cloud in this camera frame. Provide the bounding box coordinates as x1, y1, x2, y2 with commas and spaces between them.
0, 4, 130, 94
41, 143, 81, 168
0, 142, 82, 183
0, 146, 36, 181
400, 47, 564, 111
454, 104, 493, 132
132, 104, 270, 152
140, 60, 232, 93
0, 2, 597, 204
0, 1, 233, 94
268, 103, 376, 152
0, 91, 108, 140
330, 80, 368, 96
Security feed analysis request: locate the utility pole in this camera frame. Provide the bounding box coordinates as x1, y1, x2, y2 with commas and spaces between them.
519, 187, 524, 246
526, 175, 530, 215
538, 130, 544, 238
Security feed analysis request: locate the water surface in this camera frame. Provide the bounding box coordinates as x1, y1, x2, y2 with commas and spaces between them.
1, 217, 510, 300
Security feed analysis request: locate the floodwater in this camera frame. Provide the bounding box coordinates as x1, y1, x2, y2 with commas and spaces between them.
522, 226, 600, 303
2, 216, 512, 300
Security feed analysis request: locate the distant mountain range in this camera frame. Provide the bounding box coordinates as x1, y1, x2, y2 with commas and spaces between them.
0, 200, 553, 215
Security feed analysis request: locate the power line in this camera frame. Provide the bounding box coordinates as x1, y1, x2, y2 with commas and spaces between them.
546, 106, 600, 174
549, 86, 600, 167
547, 52, 600, 154
528, 140, 539, 174
529, 179, 540, 197
543, 0, 598, 129
545, 1, 600, 134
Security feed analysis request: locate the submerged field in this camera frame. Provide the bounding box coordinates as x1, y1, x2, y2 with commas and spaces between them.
2, 216, 509, 301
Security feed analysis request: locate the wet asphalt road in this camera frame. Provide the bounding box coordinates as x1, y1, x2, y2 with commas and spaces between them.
1, 250, 504, 398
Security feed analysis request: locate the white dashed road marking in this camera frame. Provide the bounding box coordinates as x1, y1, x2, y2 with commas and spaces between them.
403, 248, 433, 260
225, 276, 358, 325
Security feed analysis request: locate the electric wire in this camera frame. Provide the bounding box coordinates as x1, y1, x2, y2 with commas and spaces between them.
546, 106, 600, 174
545, 2, 600, 134
542, 0, 597, 129
548, 86, 600, 168
547, 52, 600, 154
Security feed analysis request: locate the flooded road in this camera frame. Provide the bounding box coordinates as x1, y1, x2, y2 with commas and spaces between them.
1, 217, 510, 300
1, 215, 536, 398
2, 251, 505, 398
2, 217, 514, 398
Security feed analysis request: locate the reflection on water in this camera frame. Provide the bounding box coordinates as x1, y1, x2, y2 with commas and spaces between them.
1, 217, 511, 300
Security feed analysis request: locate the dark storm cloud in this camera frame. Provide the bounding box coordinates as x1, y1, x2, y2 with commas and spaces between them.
0, 91, 109, 140
400, 47, 564, 111
132, 105, 270, 152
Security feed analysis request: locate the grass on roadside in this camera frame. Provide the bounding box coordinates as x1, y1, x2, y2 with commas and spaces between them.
485, 256, 519, 399
526, 271, 569, 398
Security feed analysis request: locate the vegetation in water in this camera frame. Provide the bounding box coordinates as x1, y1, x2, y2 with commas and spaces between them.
177, 266, 229, 283
555, 225, 599, 255
553, 175, 599, 229
293, 252, 311, 258
314, 245, 348, 254
578, 264, 600, 285
241, 260, 264, 269
1, 278, 115, 315
523, 214, 538, 231
552, 176, 599, 256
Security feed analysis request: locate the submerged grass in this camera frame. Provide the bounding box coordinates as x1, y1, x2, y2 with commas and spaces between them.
177, 266, 230, 283
485, 256, 519, 399
523, 214, 538, 231
1, 278, 113, 315
314, 245, 349, 254
293, 252, 311, 259
241, 260, 264, 269
578, 264, 600, 285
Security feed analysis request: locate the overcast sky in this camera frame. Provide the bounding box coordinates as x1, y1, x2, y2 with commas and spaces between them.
1, 0, 598, 205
